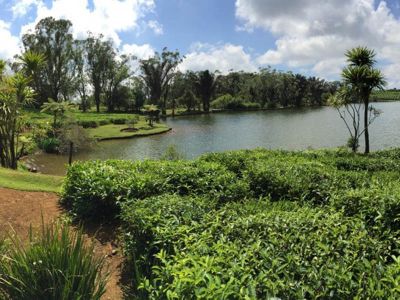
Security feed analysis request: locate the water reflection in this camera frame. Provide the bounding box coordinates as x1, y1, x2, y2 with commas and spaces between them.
25, 102, 400, 175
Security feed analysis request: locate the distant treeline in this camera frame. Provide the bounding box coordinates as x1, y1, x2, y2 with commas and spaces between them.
170, 69, 340, 112
9, 17, 339, 113
371, 89, 400, 101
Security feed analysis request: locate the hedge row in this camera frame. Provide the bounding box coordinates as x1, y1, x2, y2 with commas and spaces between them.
122, 198, 396, 299
77, 117, 129, 128
61, 148, 400, 298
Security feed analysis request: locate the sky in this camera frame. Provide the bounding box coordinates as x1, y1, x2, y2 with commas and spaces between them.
0, 0, 400, 87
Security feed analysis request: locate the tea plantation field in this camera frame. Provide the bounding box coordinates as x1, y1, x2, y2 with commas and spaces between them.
62, 148, 400, 299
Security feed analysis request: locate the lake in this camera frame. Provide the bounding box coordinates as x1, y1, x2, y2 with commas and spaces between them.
25, 102, 400, 175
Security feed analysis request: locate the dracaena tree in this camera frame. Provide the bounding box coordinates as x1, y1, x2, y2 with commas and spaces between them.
341, 47, 386, 153
0, 71, 34, 169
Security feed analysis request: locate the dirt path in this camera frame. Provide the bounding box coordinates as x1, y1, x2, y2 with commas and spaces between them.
0, 187, 124, 300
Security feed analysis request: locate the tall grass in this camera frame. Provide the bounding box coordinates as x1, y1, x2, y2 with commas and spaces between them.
0, 221, 107, 300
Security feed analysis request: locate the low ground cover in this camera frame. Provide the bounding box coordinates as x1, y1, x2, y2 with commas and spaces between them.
0, 167, 63, 192
371, 89, 400, 101
61, 148, 400, 298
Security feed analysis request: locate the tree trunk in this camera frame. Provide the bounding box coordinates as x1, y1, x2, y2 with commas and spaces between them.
172, 99, 175, 117
68, 141, 73, 165
94, 88, 101, 113
364, 96, 370, 154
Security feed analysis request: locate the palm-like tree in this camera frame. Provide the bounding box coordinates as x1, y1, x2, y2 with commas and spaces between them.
342, 47, 386, 153
41, 99, 75, 128
19, 51, 46, 106
0, 72, 35, 169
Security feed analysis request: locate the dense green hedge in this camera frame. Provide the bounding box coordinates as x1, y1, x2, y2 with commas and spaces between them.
61, 148, 400, 298
61, 160, 248, 219
126, 199, 393, 299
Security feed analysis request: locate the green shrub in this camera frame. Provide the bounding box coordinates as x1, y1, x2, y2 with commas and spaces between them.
121, 195, 216, 288
59, 148, 400, 298
133, 201, 392, 299
99, 119, 110, 126
61, 160, 248, 219
246, 159, 336, 204
38, 137, 60, 153
329, 184, 400, 233
0, 222, 107, 300
111, 118, 128, 125
78, 120, 100, 128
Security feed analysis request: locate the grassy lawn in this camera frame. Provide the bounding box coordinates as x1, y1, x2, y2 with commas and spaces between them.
0, 167, 63, 193
24, 110, 139, 125
371, 89, 400, 101
87, 122, 170, 140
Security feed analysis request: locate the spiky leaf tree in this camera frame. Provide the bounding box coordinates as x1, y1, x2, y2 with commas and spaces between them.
0, 72, 34, 169
342, 47, 386, 153
41, 99, 74, 128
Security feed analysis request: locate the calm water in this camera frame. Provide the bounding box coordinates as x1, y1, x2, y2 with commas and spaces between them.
25, 102, 400, 175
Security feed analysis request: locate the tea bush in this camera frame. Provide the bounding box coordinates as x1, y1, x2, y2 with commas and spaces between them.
61, 159, 248, 219
61, 148, 400, 298
123, 199, 394, 299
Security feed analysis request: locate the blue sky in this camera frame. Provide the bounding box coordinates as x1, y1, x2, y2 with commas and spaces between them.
1, 0, 400, 86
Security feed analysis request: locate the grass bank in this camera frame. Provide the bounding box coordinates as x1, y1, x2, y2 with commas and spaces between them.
0, 167, 63, 193
371, 89, 400, 101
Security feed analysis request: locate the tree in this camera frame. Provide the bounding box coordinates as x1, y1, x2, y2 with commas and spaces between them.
0, 72, 34, 169
196, 70, 216, 112
329, 87, 381, 152
103, 54, 131, 112
140, 48, 181, 114
342, 47, 386, 153
85, 34, 115, 112
22, 17, 74, 103
18, 51, 46, 107
41, 99, 74, 128
72, 40, 90, 112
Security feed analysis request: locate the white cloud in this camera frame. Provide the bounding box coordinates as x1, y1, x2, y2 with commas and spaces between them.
11, 0, 41, 18
121, 43, 155, 71
147, 20, 163, 35
122, 43, 155, 59
0, 20, 20, 59
236, 0, 400, 85
20, 0, 156, 46
180, 43, 258, 74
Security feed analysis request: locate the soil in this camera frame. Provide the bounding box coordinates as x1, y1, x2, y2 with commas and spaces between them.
0, 187, 124, 300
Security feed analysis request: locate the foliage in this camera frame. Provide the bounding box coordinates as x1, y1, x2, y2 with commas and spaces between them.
211, 94, 261, 110
161, 145, 184, 160
140, 48, 182, 113
0, 221, 107, 300
372, 89, 400, 101
329, 87, 381, 152
61, 148, 400, 298
40, 99, 75, 127
85, 34, 116, 113
130, 200, 392, 299
0, 72, 34, 169
341, 46, 386, 153
22, 17, 75, 103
